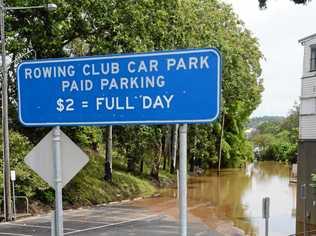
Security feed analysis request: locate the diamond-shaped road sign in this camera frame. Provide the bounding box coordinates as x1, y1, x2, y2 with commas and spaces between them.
24, 129, 89, 189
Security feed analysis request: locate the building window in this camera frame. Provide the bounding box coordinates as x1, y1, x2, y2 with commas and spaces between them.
311, 46, 316, 71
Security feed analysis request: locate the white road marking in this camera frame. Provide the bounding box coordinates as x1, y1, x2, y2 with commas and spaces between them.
0, 232, 32, 236
64, 214, 159, 235
92, 206, 148, 212
87, 214, 146, 220
133, 229, 178, 235
6, 223, 76, 231
195, 231, 211, 236
64, 217, 129, 223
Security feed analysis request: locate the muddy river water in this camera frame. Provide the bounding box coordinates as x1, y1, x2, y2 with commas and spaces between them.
133, 161, 297, 235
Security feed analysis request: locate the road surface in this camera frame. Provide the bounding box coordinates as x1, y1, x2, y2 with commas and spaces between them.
0, 203, 222, 235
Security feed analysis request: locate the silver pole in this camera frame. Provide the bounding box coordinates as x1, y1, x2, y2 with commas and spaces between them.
0, 1, 13, 221
12, 180, 16, 220
172, 124, 179, 169
5, 5, 45, 10
300, 184, 306, 236
179, 124, 187, 236
53, 127, 63, 236
177, 170, 179, 200
262, 197, 270, 236
51, 211, 55, 236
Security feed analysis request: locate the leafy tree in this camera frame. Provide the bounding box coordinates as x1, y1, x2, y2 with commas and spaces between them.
174, 0, 263, 169
250, 104, 299, 162
114, 126, 147, 173
0, 130, 48, 198
5, 0, 263, 181
247, 116, 284, 129
280, 104, 299, 144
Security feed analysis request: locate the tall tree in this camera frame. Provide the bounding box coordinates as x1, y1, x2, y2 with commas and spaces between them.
5, 0, 263, 174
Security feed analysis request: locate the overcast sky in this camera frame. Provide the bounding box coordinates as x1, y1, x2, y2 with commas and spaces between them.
222, 0, 316, 117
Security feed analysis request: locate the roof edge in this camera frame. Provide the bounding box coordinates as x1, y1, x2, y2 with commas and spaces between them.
299, 33, 316, 44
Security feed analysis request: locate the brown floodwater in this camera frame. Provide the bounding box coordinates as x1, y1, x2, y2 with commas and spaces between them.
133, 161, 296, 235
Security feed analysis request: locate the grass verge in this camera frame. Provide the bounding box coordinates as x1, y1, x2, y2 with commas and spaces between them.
61, 151, 156, 208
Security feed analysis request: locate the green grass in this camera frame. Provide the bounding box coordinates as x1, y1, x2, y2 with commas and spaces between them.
159, 169, 176, 187
62, 151, 156, 207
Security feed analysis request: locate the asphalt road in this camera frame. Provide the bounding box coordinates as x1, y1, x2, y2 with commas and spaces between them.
0, 203, 222, 236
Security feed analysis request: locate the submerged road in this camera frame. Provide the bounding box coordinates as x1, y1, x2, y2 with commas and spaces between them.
0, 203, 221, 236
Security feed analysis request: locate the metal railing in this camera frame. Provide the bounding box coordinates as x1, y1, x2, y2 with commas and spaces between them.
0, 196, 30, 218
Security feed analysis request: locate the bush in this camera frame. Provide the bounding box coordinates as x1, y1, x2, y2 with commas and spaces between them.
0, 130, 49, 198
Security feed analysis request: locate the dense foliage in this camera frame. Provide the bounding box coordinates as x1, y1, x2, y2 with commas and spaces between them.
247, 116, 284, 129
0, 0, 263, 205
250, 105, 299, 163
0, 130, 47, 198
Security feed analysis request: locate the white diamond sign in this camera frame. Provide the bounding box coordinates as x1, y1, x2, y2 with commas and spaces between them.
24, 129, 89, 189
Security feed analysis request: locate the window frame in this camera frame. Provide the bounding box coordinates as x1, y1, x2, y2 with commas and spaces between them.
310, 45, 316, 72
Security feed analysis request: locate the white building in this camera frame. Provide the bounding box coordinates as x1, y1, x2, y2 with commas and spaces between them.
299, 33, 316, 139
297, 33, 316, 228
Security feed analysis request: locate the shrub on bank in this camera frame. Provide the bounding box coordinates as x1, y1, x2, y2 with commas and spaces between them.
0, 129, 156, 211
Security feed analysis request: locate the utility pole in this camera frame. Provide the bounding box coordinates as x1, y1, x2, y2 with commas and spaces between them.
0, 1, 57, 222
0, 0, 13, 221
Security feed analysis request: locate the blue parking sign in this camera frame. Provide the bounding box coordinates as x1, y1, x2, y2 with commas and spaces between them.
17, 48, 221, 126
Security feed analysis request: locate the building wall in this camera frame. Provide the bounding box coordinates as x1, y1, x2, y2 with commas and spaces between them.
301, 77, 316, 96
300, 115, 316, 139
297, 35, 316, 227
297, 141, 316, 224
302, 37, 316, 77
300, 36, 316, 139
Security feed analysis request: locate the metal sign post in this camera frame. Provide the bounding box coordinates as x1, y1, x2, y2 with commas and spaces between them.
301, 184, 307, 236
51, 211, 55, 236
179, 124, 188, 236
10, 171, 16, 220
24, 128, 88, 236
53, 127, 63, 236
262, 197, 270, 236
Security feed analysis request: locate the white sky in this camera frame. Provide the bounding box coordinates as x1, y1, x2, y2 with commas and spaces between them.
222, 0, 316, 117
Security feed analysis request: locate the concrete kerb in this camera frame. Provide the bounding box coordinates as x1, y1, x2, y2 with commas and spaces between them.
6, 192, 161, 224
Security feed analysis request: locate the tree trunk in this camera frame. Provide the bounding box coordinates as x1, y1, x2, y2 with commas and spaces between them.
189, 125, 197, 173
151, 140, 162, 181
127, 154, 136, 172
104, 125, 113, 181
163, 153, 167, 170
217, 113, 225, 176
170, 124, 179, 174
163, 125, 172, 170
140, 158, 144, 173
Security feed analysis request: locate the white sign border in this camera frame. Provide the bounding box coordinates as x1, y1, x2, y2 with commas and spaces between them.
17, 48, 222, 126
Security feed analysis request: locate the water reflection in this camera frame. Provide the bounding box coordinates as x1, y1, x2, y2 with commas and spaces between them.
165, 161, 296, 235
238, 162, 296, 235
133, 161, 296, 235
